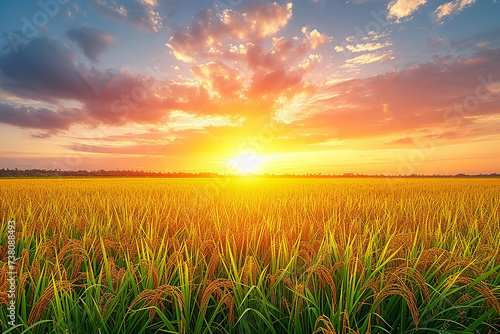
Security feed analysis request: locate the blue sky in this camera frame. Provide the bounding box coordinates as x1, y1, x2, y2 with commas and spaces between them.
2, 1, 498, 77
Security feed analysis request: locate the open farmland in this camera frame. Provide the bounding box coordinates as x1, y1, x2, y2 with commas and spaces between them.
1, 178, 499, 333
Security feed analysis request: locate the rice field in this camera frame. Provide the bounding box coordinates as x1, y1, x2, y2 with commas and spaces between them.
1, 177, 499, 333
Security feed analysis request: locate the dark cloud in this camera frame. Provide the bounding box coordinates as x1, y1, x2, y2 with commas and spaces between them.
450, 27, 500, 51
66, 27, 114, 62
0, 37, 96, 103
0, 38, 171, 129
429, 27, 500, 54
0, 37, 210, 130
83, 71, 170, 125
0, 103, 88, 130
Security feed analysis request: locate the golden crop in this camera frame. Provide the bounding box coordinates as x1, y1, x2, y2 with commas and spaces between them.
0, 178, 499, 333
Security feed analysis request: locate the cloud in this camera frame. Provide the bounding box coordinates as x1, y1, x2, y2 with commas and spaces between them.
0, 103, 88, 130
435, 0, 477, 21
0, 11, 326, 136
248, 67, 304, 99
387, 0, 428, 20
166, 2, 293, 62
79, 129, 167, 143
242, 27, 329, 71
0, 36, 317, 132
83, 71, 170, 124
450, 27, 500, 51
385, 127, 500, 147
89, 0, 164, 32
11, 42, 499, 161
298, 48, 500, 141
66, 27, 114, 62
62, 124, 310, 158
62, 128, 223, 156
0, 38, 206, 129
0, 37, 96, 103
385, 137, 415, 145
190, 61, 244, 100
299, 54, 323, 71
345, 42, 392, 52
342, 51, 393, 68
0, 38, 175, 129
337, 31, 392, 59
301, 27, 330, 50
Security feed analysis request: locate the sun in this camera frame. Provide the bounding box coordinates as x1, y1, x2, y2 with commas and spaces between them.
226, 153, 265, 174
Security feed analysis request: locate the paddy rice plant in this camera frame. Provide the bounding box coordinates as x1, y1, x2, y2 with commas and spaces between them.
0, 178, 499, 333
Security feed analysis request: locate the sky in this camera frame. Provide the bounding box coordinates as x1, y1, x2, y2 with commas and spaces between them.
0, 0, 499, 175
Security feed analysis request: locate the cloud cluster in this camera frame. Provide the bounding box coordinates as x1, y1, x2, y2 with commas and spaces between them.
65, 47, 500, 157
297, 48, 500, 143
0, 1, 327, 132
0, 37, 180, 128
1, 0, 497, 161
166, 2, 293, 62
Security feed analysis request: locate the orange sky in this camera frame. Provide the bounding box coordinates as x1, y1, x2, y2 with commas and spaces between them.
1, 1, 500, 174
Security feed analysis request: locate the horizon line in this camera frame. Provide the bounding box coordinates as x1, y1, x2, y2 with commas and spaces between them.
1, 168, 499, 178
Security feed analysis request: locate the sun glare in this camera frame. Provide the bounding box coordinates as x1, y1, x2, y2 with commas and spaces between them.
226, 153, 265, 174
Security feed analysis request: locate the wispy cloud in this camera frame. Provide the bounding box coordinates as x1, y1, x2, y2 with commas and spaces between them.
345, 42, 392, 53
435, 0, 477, 21
342, 51, 393, 68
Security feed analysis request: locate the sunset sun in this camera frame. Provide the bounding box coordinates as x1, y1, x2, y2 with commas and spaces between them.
227, 153, 265, 174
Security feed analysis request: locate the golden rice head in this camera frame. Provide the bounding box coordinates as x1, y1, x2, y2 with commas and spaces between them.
313, 315, 337, 334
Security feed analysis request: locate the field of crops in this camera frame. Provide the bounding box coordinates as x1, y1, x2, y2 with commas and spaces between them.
0, 178, 499, 333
